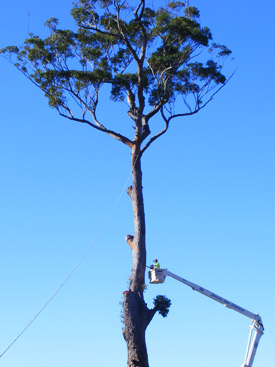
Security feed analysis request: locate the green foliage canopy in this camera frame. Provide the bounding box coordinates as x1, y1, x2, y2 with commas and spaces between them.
1, 0, 232, 152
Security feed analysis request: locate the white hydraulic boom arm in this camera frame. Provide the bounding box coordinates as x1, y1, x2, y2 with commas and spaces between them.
149, 268, 264, 367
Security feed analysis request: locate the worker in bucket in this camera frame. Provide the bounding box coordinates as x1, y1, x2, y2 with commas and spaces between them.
153, 259, 160, 269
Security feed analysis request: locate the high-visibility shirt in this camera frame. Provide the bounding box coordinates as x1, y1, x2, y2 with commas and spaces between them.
154, 262, 160, 269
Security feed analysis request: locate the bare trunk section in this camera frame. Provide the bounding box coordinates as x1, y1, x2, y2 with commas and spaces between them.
129, 146, 146, 291
123, 145, 151, 367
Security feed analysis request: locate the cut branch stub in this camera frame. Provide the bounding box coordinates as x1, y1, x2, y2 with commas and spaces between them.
127, 185, 133, 198
125, 234, 135, 250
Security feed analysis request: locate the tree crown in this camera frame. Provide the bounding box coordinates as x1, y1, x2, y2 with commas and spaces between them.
1, 0, 232, 153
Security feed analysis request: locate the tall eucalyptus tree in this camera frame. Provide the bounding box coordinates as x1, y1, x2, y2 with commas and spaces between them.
1, 1, 231, 365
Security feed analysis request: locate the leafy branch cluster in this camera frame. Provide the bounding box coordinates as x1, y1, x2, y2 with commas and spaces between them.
153, 295, 171, 317
1, 0, 232, 154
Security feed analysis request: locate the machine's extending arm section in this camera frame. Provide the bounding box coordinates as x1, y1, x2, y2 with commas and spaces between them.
149, 268, 264, 367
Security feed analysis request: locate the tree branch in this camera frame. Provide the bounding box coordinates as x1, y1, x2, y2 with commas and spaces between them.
57, 108, 133, 147
79, 24, 122, 39
145, 101, 166, 121
141, 72, 235, 155
115, 6, 139, 64
141, 109, 169, 155
169, 71, 236, 122
146, 307, 158, 328
134, 0, 145, 20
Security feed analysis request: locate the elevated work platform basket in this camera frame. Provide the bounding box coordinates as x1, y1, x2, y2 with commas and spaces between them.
149, 268, 167, 284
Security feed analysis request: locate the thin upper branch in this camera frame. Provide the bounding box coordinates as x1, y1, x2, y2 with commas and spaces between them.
140, 72, 235, 155
145, 101, 166, 121
141, 109, 170, 155
115, 6, 139, 64
79, 24, 122, 39
58, 108, 133, 147
134, 0, 145, 20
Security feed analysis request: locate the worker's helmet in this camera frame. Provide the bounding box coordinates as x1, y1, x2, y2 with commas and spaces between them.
154, 259, 158, 262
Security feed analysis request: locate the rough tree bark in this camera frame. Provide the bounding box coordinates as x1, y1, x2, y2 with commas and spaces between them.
123, 146, 157, 367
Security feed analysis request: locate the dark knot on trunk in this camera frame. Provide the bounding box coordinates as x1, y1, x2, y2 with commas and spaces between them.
125, 234, 134, 250
127, 185, 133, 198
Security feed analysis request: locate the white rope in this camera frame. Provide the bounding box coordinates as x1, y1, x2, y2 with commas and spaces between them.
0, 162, 136, 359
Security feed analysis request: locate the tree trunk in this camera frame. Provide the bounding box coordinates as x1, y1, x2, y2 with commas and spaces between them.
123, 291, 149, 367
123, 146, 152, 367
129, 146, 146, 292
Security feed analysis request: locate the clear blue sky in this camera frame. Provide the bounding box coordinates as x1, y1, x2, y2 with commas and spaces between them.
0, 1, 274, 366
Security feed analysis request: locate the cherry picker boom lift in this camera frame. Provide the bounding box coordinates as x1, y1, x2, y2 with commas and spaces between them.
149, 268, 264, 367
